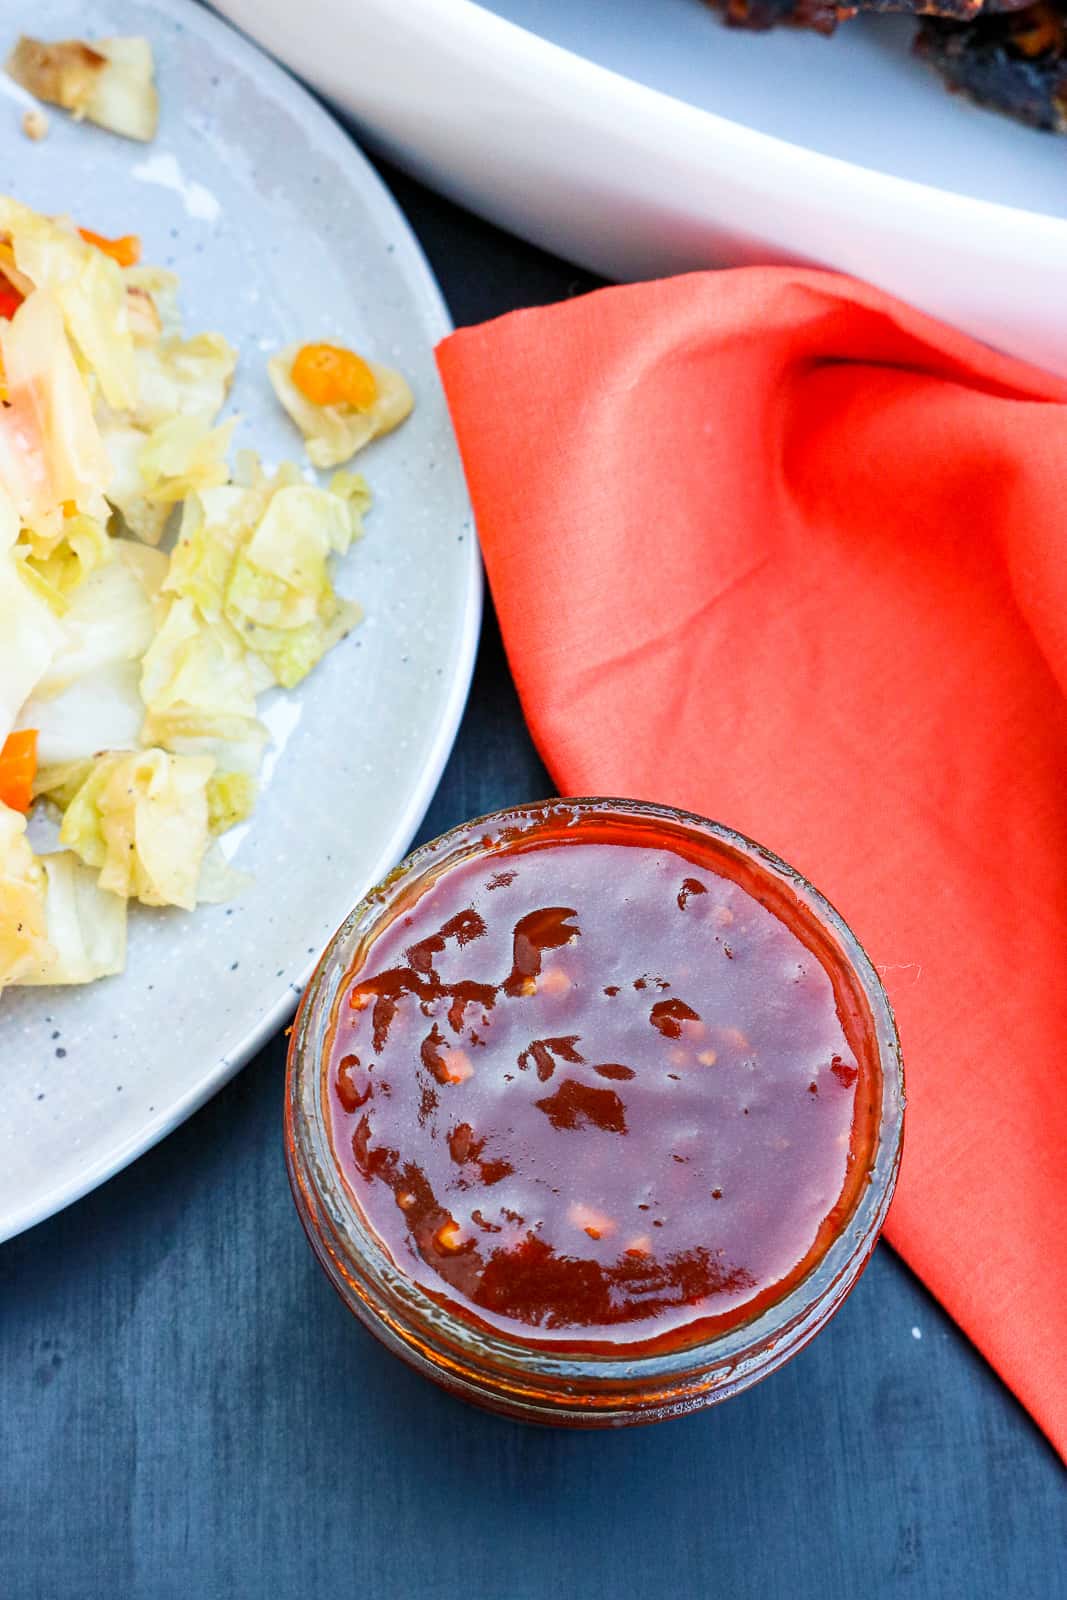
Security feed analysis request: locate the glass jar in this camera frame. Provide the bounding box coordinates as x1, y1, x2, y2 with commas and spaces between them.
286, 799, 904, 1426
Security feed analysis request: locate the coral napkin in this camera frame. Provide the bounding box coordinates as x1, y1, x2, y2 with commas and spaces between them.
437, 268, 1067, 1458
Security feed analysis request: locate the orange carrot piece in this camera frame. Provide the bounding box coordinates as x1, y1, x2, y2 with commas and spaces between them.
78, 227, 141, 268
291, 342, 378, 410
0, 729, 38, 814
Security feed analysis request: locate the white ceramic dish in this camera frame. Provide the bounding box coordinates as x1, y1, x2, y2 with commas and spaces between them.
0, 0, 480, 1241
214, 0, 1067, 375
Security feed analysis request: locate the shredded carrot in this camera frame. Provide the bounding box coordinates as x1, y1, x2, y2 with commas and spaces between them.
291, 342, 378, 410
0, 730, 38, 814
78, 227, 141, 268
0, 281, 23, 320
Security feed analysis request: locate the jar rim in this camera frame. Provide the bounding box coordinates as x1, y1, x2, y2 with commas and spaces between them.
286, 797, 905, 1406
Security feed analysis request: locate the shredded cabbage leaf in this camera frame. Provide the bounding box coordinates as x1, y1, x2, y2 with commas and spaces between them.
15, 850, 128, 986
165, 469, 369, 688
222, 483, 363, 687
60, 748, 215, 911
124, 267, 181, 339
0, 197, 137, 411
16, 510, 113, 611
33, 759, 95, 810
5, 35, 159, 143
0, 486, 65, 747
133, 332, 236, 430
0, 802, 51, 991
20, 660, 144, 766
138, 594, 271, 806
141, 596, 263, 720
100, 417, 170, 545
18, 542, 164, 762
0, 289, 112, 534
137, 414, 235, 505
30, 543, 162, 698
268, 343, 413, 468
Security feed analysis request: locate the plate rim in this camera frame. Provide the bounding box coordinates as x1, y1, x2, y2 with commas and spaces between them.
411, 0, 1067, 237
1, 0, 482, 1244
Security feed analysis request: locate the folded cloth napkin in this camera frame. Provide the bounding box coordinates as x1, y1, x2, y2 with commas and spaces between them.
437, 268, 1067, 1458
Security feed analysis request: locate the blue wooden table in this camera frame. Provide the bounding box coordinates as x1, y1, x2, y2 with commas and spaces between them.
1, 161, 1063, 1600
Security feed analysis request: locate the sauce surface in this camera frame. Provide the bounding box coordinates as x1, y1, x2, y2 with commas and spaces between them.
325, 814, 879, 1354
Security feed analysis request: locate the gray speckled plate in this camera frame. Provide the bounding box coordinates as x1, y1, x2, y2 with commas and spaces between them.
0, 0, 481, 1241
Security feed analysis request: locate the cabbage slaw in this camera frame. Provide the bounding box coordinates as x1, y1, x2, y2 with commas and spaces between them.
0, 197, 408, 994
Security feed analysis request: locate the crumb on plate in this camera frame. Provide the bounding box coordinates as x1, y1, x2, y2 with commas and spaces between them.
21, 106, 48, 141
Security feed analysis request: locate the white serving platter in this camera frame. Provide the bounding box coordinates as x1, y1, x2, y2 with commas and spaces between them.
214, 0, 1067, 374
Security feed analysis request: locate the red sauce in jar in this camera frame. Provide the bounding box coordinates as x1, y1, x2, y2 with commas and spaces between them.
325, 809, 881, 1356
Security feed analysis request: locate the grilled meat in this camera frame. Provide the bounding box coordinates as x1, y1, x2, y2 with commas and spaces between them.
715, 0, 1032, 33
915, 0, 1067, 127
